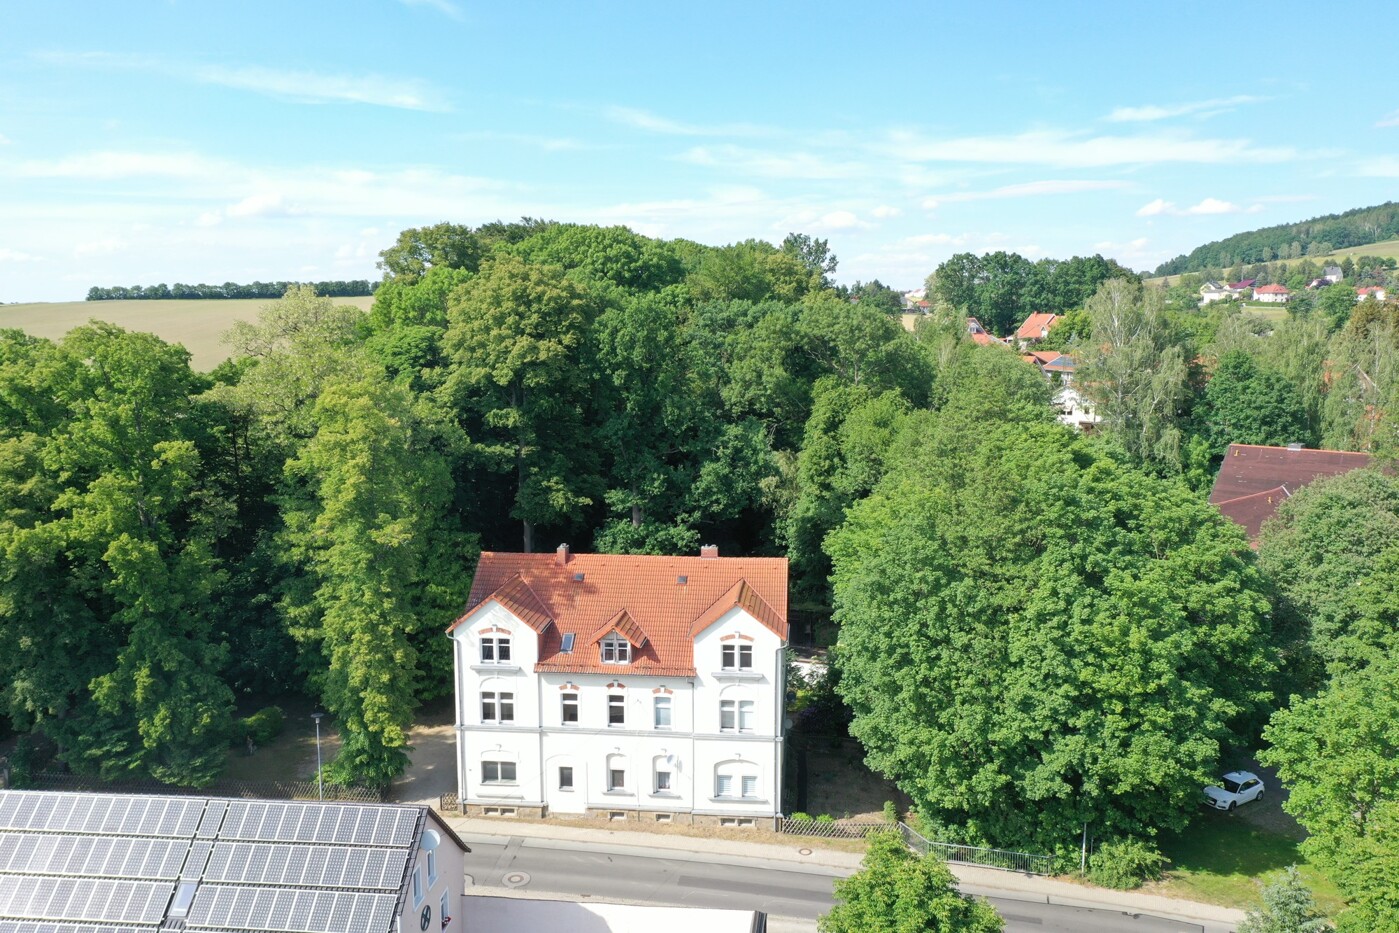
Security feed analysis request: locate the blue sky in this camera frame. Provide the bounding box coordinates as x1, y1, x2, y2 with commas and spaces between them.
2, 0, 1397, 302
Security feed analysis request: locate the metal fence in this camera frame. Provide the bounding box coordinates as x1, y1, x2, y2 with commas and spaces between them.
776, 816, 1053, 875
897, 822, 1055, 875
438, 792, 460, 813
20, 771, 383, 803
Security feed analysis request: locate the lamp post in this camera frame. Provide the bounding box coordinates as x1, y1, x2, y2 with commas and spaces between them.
311, 712, 325, 801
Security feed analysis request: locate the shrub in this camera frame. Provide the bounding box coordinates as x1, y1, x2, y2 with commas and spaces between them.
235, 706, 286, 747
789, 812, 815, 822
815, 813, 836, 824
8, 732, 58, 787
1088, 838, 1168, 890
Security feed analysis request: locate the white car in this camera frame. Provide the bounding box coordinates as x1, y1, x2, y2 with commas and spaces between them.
1204, 771, 1265, 811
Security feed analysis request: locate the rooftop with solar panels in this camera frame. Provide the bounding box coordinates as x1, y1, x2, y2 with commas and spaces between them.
0, 790, 469, 933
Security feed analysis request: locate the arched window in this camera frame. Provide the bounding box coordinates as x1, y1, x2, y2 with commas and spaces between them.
606, 753, 627, 791
421, 830, 440, 883
651, 754, 676, 794
714, 759, 759, 799
718, 686, 755, 733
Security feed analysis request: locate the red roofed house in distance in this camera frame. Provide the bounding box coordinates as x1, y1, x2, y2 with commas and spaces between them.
447, 546, 789, 827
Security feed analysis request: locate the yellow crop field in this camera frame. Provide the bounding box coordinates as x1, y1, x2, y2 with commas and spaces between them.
0, 296, 375, 371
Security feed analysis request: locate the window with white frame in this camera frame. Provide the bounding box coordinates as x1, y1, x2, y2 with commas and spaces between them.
480, 690, 514, 724
655, 767, 672, 793
479, 635, 511, 664
722, 643, 753, 670
440, 892, 450, 929
653, 696, 671, 729
715, 762, 759, 799
427, 848, 437, 884
719, 698, 755, 733
559, 765, 574, 790
606, 753, 627, 791
607, 692, 625, 726
561, 692, 579, 724
412, 867, 423, 905
601, 633, 631, 664
481, 760, 517, 783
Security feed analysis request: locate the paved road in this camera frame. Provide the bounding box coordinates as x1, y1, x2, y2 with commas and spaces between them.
462, 834, 1233, 933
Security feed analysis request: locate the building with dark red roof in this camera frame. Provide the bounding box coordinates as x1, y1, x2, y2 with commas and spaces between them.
1208, 443, 1372, 542
448, 546, 789, 825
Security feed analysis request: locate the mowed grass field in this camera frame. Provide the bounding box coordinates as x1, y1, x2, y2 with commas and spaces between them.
1145, 238, 1399, 287
0, 296, 375, 371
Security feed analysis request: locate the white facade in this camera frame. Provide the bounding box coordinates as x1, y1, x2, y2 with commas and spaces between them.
453, 602, 785, 821
1254, 288, 1290, 303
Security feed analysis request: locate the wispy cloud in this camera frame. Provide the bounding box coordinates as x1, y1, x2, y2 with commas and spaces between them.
35, 50, 448, 111
1106, 95, 1266, 122
0, 247, 42, 262
0, 133, 10, 146
1358, 155, 1399, 177
397, 0, 464, 21
457, 130, 590, 151
605, 106, 772, 137
11, 150, 224, 179
888, 129, 1297, 167
1376, 109, 1399, 128
1136, 197, 1249, 217
923, 179, 1129, 209
677, 144, 867, 179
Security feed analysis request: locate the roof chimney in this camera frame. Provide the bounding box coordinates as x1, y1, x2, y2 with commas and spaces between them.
1287, 443, 1304, 451
700, 544, 719, 558
556, 543, 570, 566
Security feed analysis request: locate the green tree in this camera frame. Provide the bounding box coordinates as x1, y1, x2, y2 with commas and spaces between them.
1079, 278, 1190, 472
1238, 867, 1331, 933
1196, 352, 1312, 457
819, 830, 1003, 933
829, 425, 1274, 851
281, 374, 470, 784
442, 254, 600, 551
377, 222, 485, 283
512, 223, 684, 292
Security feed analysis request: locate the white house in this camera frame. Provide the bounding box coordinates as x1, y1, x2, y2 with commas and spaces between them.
1356, 286, 1388, 301
1254, 284, 1291, 303
448, 546, 789, 828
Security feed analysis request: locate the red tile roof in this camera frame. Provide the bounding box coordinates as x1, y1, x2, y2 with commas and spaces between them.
1209, 444, 1372, 541
1357, 286, 1386, 296
1255, 284, 1290, 294
1014, 312, 1059, 340
450, 551, 789, 677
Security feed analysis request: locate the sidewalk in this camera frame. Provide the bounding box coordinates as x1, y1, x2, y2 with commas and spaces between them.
444, 815, 1246, 929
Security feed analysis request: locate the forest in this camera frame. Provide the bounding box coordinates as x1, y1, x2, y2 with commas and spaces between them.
85, 280, 376, 301
3, 219, 1397, 927
1152, 200, 1399, 275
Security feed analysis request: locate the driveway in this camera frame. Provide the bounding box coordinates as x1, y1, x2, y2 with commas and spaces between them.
390, 699, 456, 804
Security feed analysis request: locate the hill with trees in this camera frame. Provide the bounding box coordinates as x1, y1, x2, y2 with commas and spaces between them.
1154, 202, 1399, 276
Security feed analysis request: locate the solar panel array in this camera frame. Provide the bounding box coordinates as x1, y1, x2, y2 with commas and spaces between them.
0, 794, 203, 838
0, 791, 432, 933
0, 876, 171, 925
219, 802, 418, 847
186, 886, 398, 933
0, 833, 187, 880
0, 922, 151, 933
204, 843, 407, 891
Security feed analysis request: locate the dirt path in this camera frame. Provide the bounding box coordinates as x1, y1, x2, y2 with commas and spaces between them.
390, 700, 456, 804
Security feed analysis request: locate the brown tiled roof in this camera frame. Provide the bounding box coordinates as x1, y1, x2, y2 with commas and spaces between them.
459, 572, 554, 633
589, 608, 650, 649
449, 551, 789, 677
1209, 444, 1372, 540
1015, 312, 1059, 340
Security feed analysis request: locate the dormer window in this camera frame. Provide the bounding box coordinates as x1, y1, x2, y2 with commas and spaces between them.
601, 633, 631, 664
480, 636, 511, 664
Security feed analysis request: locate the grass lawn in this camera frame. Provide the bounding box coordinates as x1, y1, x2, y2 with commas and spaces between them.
221, 695, 342, 784
1149, 811, 1345, 916
0, 295, 374, 371
1239, 303, 1290, 321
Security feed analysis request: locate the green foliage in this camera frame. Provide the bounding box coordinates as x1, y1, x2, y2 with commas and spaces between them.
377, 222, 486, 283
1087, 838, 1167, 890
928, 251, 1134, 336
236, 706, 286, 746
830, 424, 1274, 852
512, 223, 684, 292
1195, 351, 1312, 457
815, 813, 837, 824
1238, 867, 1331, 933
790, 812, 815, 822
820, 830, 1004, 933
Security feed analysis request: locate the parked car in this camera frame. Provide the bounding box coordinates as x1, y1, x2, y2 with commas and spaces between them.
1204, 771, 1265, 811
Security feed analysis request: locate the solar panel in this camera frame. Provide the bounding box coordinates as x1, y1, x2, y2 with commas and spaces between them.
0, 921, 151, 933
187, 886, 399, 933
0, 833, 186, 879
0, 876, 173, 925
218, 802, 417, 847
201, 843, 405, 891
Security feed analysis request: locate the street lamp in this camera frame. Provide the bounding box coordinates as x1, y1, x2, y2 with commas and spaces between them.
311, 712, 325, 801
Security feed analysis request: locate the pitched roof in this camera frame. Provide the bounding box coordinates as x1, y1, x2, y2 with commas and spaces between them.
1014, 312, 1059, 340
1209, 443, 1372, 541
1357, 286, 1386, 296
1255, 284, 1290, 294
458, 572, 553, 633
451, 551, 789, 677
0, 790, 459, 933
1228, 279, 1257, 289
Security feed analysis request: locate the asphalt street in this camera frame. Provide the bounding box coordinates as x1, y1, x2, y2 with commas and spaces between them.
461, 834, 1232, 933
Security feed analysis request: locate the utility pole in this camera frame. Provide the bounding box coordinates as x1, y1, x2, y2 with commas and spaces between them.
1080, 821, 1088, 873
312, 712, 325, 801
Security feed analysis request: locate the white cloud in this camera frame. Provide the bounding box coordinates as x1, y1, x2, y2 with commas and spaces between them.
677, 144, 868, 179
396, 0, 464, 20
196, 211, 223, 227
1358, 156, 1399, 177
457, 131, 588, 151
923, 179, 1129, 209
226, 192, 293, 218
11, 150, 222, 179
1375, 109, 1399, 128
1106, 95, 1266, 122
0, 133, 10, 146
1136, 197, 1245, 217
888, 129, 1298, 167
74, 237, 126, 257
818, 210, 866, 230
34, 51, 448, 111
0, 247, 41, 262
605, 106, 772, 137
870, 204, 901, 219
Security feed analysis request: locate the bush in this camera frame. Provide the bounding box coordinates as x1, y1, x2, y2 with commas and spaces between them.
815, 813, 836, 824
1088, 838, 1168, 890
789, 812, 814, 822
8, 732, 58, 787
235, 706, 286, 747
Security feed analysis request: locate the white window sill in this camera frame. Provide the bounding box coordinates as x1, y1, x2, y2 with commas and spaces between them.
479, 721, 517, 727
480, 781, 519, 787
602, 789, 631, 796
712, 670, 764, 681
653, 726, 672, 731
710, 797, 768, 805
650, 791, 680, 798
472, 664, 522, 673
718, 730, 755, 735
